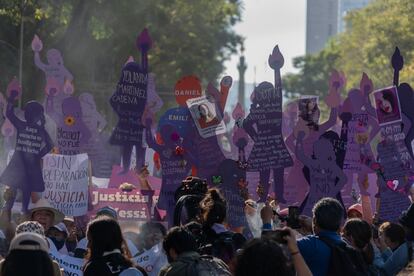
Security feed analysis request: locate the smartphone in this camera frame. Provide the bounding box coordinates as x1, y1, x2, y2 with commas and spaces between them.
261, 229, 290, 244
287, 206, 301, 229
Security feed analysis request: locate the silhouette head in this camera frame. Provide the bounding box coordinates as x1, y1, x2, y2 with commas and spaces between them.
343, 89, 364, 112
313, 138, 336, 161
46, 49, 63, 67
62, 97, 82, 119
160, 124, 179, 147
24, 101, 45, 126
253, 82, 276, 105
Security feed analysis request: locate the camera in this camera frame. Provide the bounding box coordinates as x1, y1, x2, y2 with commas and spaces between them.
276, 206, 301, 229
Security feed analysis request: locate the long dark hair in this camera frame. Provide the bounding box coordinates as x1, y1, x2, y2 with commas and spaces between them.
1, 249, 54, 276
235, 238, 293, 276
200, 189, 227, 227
343, 219, 374, 265
85, 216, 132, 264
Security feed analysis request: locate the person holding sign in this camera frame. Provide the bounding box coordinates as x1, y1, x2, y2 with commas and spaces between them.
0, 89, 53, 217
243, 45, 293, 203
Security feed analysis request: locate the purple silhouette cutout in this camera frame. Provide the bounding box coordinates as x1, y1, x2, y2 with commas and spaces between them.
33, 35, 73, 114
341, 74, 379, 197
243, 46, 293, 203
286, 93, 338, 204
375, 124, 413, 222
184, 77, 232, 184
46, 94, 91, 155
0, 92, 53, 213
296, 131, 347, 216
110, 29, 151, 172
145, 118, 192, 226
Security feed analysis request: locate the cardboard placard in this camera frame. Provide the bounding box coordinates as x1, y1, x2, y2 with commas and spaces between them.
174, 75, 202, 107
374, 86, 402, 126
109, 62, 148, 145
90, 188, 154, 221
42, 153, 89, 216
186, 95, 226, 138
47, 96, 91, 155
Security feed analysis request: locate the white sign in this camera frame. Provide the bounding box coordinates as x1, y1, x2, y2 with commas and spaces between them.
43, 153, 89, 216
186, 95, 226, 138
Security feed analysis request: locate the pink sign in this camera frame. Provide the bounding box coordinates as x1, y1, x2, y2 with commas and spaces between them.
90, 188, 155, 221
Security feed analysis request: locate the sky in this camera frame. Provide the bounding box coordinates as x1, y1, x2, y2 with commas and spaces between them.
224, 0, 306, 84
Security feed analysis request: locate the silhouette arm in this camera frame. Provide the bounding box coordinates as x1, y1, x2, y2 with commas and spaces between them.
319, 107, 338, 132
34, 52, 47, 72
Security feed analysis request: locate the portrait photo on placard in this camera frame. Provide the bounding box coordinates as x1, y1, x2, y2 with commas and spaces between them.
298, 96, 320, 130
373, 86, 402, 126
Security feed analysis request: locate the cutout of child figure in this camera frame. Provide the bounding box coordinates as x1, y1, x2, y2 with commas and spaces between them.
0, 90, 53, 217
296, 131, 347, 216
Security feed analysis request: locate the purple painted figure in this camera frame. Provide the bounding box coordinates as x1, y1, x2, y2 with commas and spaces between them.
145, 118, 192, 226
32, 35, 73, 114
375, 123, 413, 222
0, 91, 53, 214
243, 46, 293, 203
184, 77, 232, 184
285, 80, 339, 205
46, 94, 91, 155
109, 29, 151, 173
341, 74, 379, 198
296, 131, 347, 216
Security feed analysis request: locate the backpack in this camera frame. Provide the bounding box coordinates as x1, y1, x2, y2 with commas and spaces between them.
184, 255, 231, 276
318, 236, 369, 276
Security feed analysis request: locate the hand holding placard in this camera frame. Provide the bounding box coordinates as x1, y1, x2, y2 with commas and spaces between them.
325, 70, 343, 108
6, 77, 21, 102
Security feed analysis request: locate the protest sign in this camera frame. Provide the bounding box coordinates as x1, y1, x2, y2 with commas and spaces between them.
43, 153, 89, 216
174, 75, 202, 107
133, 243, 167, 276
90, 187, 154, 221
374, 86, 402, 126
49, 248, 83, 276
187, 95, 226, 138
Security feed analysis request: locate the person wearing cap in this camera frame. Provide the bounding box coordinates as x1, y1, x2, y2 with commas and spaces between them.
347, 199, 373, 224
47, 222, 69, 255
28, 199, 64, 232
0, 232, 55, 276
10, 220, 63, 276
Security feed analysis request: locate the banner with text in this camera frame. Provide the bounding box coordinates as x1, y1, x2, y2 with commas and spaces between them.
43, 153, 89, 216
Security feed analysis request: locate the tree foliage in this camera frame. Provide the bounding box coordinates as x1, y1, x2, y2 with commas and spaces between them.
283, 0, 414, 98
0, 0, 242, 104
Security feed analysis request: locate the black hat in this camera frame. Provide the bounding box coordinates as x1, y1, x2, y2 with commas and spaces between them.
399, 203, 414, 230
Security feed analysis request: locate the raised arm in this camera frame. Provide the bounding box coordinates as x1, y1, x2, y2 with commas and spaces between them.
319, 107, 338, 133
5, 96, 23, 129
268, 45, 284, 110
34, 52, 47, 72
96, 112, 107, 132
144, 120, 162, 153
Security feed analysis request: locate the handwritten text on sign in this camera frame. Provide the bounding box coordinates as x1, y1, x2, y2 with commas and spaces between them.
43, 153, 89, 216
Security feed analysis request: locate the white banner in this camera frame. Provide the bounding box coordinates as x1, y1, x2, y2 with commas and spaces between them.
49, 245, 83, 276
43, 153, 89, 216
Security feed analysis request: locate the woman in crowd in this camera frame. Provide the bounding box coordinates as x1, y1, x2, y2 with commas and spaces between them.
83, 216, 147, 276
374, 222, 412, 275
198, 188, 246, 265
1, 232, 54, 276
342, 218, 378, 275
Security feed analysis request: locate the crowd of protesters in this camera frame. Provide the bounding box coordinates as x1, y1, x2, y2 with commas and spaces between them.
0, 180, 411, 276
